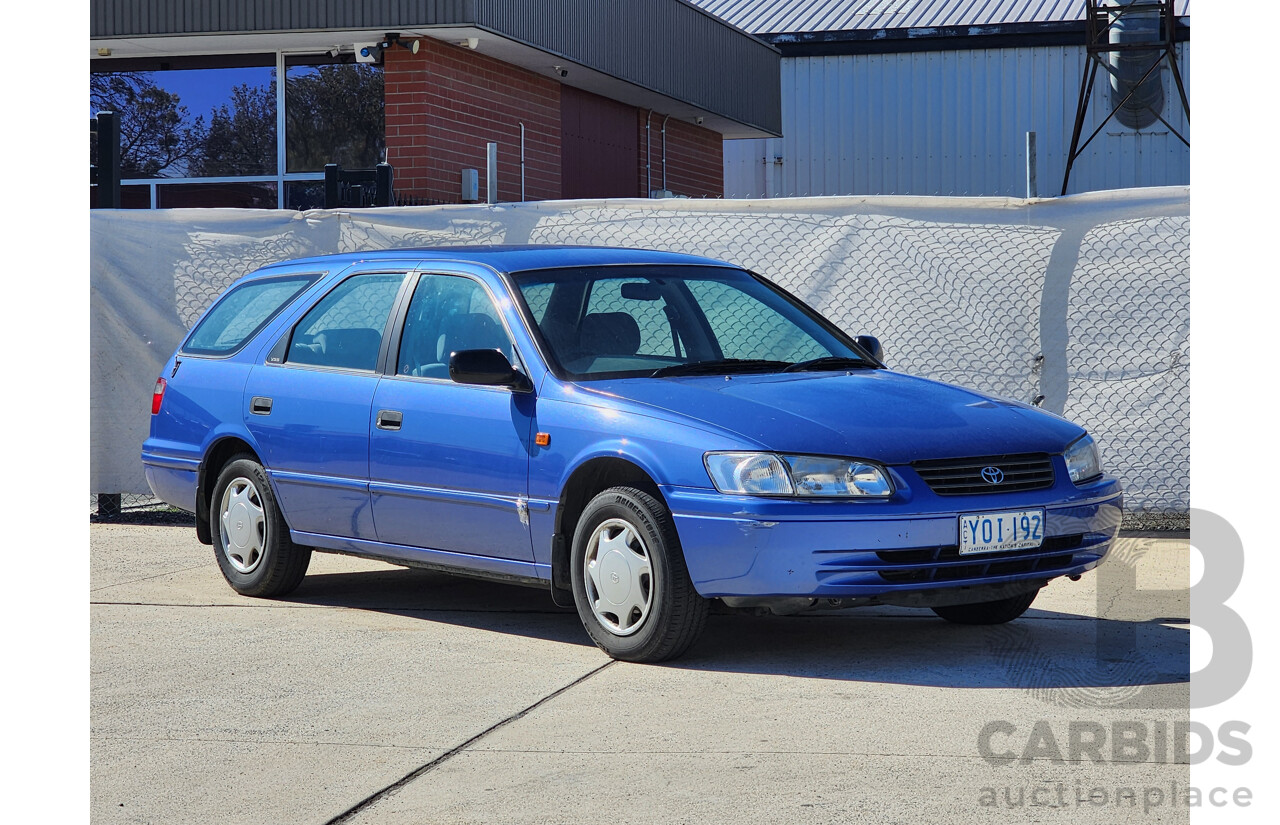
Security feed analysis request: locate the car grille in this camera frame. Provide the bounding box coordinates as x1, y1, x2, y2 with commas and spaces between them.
912, 453, 1054, 495
874, 534, 1084, 585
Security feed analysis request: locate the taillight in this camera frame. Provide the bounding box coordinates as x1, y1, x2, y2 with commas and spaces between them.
151, 377, 167, 415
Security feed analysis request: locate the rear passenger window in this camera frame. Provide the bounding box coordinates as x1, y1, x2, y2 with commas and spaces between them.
183, 275, 316, 356
287, 273, 405, 371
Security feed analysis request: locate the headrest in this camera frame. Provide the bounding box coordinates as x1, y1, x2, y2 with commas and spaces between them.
579, 312, 641, 357
439, 312, 507, 356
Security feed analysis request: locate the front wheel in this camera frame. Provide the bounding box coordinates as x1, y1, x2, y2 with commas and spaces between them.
571, 487, 708, 662
930, 588, 1039, 625
210, 455, 310, 597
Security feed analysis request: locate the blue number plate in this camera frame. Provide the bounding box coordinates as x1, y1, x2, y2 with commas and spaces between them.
958, 509, 1045, 555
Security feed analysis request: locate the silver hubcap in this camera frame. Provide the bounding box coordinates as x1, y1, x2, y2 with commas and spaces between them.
219, 476, 267, 574
584, 518, 654, 636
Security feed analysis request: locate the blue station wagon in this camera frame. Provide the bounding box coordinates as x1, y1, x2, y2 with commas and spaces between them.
143, 246, 1122, 662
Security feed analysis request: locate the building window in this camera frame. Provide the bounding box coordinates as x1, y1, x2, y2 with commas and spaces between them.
91, 55, 384, 209
285, 61, 385, 172
90, 66, 276, 181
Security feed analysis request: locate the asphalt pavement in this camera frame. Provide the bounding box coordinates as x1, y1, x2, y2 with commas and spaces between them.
90, 523, 1189, 824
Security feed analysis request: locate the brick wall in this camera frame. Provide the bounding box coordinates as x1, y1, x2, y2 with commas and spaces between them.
636, 113, 724, 199
384, 36, 723, 203
384, 38, 561, 203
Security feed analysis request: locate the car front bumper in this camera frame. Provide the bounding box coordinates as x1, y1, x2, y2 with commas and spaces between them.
665, 474, 1123, 600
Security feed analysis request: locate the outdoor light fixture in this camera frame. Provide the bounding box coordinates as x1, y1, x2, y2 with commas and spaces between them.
379, 33, 420, 54
458, 37, 479, 50
356, 34, 419, 64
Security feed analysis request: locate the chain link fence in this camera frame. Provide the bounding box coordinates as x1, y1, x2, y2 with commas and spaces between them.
92, 190, 1188, 525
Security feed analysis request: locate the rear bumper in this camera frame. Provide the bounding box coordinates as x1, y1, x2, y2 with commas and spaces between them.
667, 476, 1122, 599
141, 450, 199, 513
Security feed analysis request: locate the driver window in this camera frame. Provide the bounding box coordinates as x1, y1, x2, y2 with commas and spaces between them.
397, 274, 516, 379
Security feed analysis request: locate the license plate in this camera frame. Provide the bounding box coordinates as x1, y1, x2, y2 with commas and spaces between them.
958, 509, 1045, 555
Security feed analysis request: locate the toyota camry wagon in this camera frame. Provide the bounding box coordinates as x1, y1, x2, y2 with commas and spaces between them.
142, 246, 1122, 662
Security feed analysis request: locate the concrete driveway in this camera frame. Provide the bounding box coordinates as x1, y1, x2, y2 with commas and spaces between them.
91, 522, 1189, 824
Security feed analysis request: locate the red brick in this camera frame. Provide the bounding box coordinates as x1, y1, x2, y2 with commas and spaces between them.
385, 35, 721, 203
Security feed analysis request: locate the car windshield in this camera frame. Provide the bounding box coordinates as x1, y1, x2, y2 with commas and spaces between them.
512, 265, 875, 380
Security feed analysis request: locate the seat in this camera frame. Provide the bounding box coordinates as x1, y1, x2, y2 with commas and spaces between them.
437, 312, 509, 361
398, 314, 441, 376
310, 328, 381, 371
578, 312, 641, 358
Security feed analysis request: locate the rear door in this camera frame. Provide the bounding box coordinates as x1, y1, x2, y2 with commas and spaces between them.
244, 268, 410, 541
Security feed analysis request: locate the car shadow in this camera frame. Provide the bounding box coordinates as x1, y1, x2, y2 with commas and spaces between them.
282, 566, 1188, 695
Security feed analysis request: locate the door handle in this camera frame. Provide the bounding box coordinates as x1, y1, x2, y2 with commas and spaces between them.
250, 396, 273, 415
376, 409, 403, 431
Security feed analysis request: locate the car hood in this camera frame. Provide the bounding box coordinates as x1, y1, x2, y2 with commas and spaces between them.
579, 370, 1083, 464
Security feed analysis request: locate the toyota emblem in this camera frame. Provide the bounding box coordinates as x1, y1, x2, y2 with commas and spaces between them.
980, 466, 1004, 485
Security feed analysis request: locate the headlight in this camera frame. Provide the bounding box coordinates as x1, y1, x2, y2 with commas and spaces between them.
704, 453, 794, 495
1064, 434, 1102, 484
705, 452, 893, 497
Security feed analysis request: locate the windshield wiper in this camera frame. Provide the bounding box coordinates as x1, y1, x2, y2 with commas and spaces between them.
651, 358, 791, 377
781, 356, 877, 373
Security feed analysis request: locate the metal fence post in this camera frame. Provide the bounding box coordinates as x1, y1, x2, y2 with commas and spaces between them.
375, 162, 393, 207
97, 493, 122, 517
96, 111, 121, 209
323, 164, 341, 209
486, 142, 498, 204
1025, 131, 1038, 199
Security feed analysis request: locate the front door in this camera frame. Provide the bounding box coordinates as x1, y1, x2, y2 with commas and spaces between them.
369, 271, 536, 561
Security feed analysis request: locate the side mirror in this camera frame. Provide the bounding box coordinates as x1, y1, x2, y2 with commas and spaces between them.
449, 349, 530, 391
854, 335, 884, 363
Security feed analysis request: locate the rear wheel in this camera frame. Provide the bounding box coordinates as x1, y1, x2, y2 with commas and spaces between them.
210, 455, 310, 597
931, 588, 1039, 625
571, 487, 707, 662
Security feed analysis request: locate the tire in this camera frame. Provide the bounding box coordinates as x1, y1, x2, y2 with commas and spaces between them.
930, 588, 1039, 625
571, 487, 708, 663
210, 454, 310, 598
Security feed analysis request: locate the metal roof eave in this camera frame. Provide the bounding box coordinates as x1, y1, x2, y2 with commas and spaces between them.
89, 0, 782, 138
760, 18, 1190, 56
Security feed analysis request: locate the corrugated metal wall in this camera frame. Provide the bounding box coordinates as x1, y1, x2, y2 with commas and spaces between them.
723, 43, 1189, 197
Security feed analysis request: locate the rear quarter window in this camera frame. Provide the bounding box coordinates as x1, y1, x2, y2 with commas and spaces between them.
183, 274, 318, 356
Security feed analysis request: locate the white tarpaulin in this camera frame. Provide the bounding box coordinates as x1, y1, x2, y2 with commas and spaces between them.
90, 187, 1189, 512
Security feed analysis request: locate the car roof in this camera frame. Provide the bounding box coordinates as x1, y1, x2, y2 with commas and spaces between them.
252, 245, 735, 276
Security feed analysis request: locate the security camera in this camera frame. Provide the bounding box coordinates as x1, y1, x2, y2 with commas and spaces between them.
554, 66, 568, 77
695, 116, 705, 125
